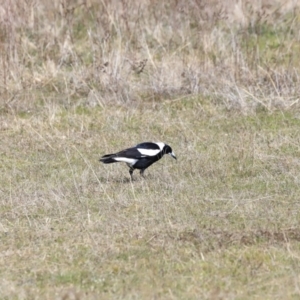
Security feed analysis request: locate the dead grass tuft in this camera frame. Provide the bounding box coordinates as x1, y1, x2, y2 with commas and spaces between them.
178, 227, 300, 252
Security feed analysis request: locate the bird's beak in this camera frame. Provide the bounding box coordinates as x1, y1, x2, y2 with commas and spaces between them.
169, 152, 177, 160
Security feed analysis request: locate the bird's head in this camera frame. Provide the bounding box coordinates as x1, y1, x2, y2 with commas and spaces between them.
163, 144, 177, 160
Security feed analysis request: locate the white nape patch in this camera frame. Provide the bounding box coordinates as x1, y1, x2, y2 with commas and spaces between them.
155, 142, 165, 151
114, 157, 138, 166
137, 148, 160, 156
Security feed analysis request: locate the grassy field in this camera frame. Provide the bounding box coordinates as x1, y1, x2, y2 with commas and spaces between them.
1, 0, 300, 299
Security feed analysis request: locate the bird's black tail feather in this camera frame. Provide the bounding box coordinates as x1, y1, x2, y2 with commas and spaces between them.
99, 154, 117, 164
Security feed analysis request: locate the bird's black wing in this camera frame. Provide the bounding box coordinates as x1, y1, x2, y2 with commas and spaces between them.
115, 147, 145, 159
135, 142, 160, 150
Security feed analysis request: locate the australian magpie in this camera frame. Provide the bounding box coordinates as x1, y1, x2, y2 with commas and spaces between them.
99, 142, 176, 179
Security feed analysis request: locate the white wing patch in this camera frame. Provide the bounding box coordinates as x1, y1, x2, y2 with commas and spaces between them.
155, 142, 165, 151
137, 148, 160, 156
114, 157, 138, 166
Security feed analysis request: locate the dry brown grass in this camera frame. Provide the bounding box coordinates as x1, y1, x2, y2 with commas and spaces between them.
0, 0, 300, 112
1, 0, 300, 299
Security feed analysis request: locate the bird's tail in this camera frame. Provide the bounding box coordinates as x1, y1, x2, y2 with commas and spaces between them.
99, 153, 117, 164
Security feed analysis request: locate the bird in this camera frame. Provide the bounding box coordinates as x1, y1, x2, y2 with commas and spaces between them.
99, 142, 176, 180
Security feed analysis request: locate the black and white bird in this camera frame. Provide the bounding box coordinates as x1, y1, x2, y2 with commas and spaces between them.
99, 142, 176, 179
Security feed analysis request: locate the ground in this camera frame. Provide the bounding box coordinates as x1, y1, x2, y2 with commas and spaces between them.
1, 1, 300, 299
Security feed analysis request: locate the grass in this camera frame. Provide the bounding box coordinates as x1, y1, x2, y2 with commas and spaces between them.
1, 0, 300, 299
2, 103, 300, 299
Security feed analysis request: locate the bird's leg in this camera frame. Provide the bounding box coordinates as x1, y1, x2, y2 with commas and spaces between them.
129, 168, 134, 180
140, 169, 145, 178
